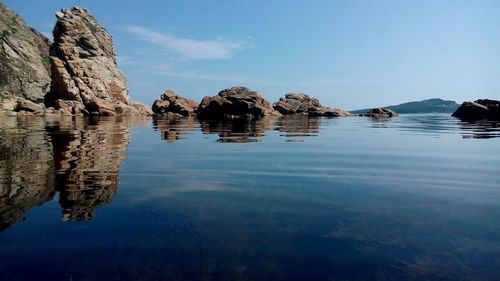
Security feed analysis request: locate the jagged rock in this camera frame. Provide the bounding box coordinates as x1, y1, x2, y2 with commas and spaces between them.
274, 93, 321, 115
45, 7, 151, 116
362, 108, 398, 118
274, 93, 351, 117
452, 99, 500, 120
152, 90, 198, 116
197, 86, 281, 119
0, 3, 51, 109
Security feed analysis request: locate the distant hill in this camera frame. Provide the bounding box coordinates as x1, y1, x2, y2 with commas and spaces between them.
350, 98, 460, 114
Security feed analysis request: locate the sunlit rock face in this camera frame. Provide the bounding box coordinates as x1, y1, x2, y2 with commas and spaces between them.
274, 93, 351, 117
50, 117, 133, 221
0, 116, 55, 231
197, 86, 281, 119
0, 3, 51, 110
152, 90, 198, 117
46, 7, 152, 116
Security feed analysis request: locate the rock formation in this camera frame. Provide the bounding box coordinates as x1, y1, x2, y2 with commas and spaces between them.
274, 93, 351, 117
0, 116, 55, 231
0, 3, 51, 110
45, 7, 151, 116
197, 86, 281, 119
152, 90, 198, 117
361, 108, 398, 118
452, 99, 500, 121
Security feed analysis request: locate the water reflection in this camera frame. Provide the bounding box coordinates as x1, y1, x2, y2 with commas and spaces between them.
48, 117, 138, 221
200, 118, 272, 143
0, 115, 148, 230
459, 120, 500, 139
1, 114, 499, 231
274, 115, 321, 141
0, 117, 55, 231
153, 116, 324, 143
153, 116, 198, 143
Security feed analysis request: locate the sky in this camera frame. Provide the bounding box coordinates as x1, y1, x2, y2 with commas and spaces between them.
4, 0, 500, 109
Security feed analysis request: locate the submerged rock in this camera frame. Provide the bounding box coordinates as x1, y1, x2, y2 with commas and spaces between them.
152, 90, 198, 117
274, 93, 351, 117
197, 86, 281, 119
0, 3, 51, 109
361, 108, 398, 118
46, 7, 151, 116
452, 99, 500, 120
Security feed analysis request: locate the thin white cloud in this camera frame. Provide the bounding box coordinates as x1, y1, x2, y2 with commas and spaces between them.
148, 64, 279, 86
306, 77, 392, 86
125, 25, 251, 60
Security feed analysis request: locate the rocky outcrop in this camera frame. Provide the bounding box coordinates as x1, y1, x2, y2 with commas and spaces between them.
197, 86, 281, 119
452, 99, 500, 121
45, 7, 151, 116
0, 3, 51, 110
274, 93, 351, 117
361, 108, 398, 118
152, 90, 198, 117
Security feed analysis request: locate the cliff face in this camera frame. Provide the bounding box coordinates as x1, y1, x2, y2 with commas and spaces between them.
0, 3, 51, 110
46, 7, 151, 116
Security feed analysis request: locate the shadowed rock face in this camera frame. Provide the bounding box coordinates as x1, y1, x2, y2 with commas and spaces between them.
452, 99, 500, 121
49, 117, 133, 221
46, 7, 151, 116
0, 3, 51, 110
362, 108, 398, 118
0, 117, 55, 231
274, 93, 351, 117
197, 86, 281, 119
152, 90, 198, 117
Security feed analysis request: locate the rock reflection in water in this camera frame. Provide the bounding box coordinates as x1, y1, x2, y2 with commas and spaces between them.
48, 116, 140, 221
274, 115, 321, 142
459, 120, 500, 139
200, 118, 272, 143
154, 116, 324, 144
153, 116, 198, 143
0, 116, 55, 231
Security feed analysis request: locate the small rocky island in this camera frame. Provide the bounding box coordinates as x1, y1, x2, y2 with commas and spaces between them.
197, 86, 281, 119
274, 93, 351, 117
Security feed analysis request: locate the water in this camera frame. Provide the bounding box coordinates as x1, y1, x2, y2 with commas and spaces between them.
0, 114, 499, 281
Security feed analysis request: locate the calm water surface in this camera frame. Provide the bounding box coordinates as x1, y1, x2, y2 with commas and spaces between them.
0, 114, 499, 281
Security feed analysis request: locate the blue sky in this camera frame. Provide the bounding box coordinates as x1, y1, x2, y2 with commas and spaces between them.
4, 0, 500, 109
